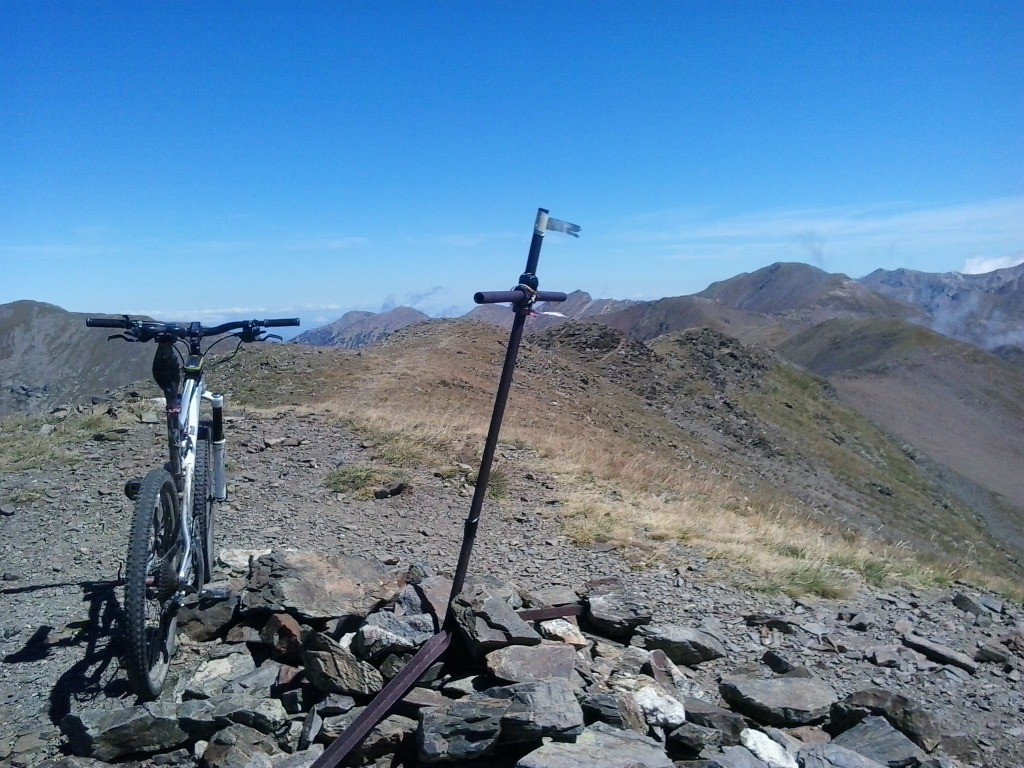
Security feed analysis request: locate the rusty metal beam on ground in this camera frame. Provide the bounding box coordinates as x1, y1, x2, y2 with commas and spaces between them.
309, 631, 452, 768
516, 604, 583, 622
647, 648, 675, 690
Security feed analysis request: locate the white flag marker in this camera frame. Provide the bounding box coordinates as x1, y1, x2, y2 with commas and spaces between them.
544, 216, 582, 237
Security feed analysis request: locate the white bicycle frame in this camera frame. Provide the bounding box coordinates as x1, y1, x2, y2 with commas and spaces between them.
171, 374, 204, 588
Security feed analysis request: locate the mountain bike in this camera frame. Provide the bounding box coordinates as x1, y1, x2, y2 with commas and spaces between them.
85, 315, 299, 698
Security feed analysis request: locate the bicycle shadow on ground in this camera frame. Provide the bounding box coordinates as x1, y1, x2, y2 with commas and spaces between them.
35, 579, 132, 724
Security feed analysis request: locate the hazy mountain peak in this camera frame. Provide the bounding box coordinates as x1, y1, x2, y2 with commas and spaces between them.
859, 264, 1024, 356
696, 261, 907, 318
292, 306, 429, 349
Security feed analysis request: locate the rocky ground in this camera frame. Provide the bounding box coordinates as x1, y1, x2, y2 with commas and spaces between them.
1, 387, 1023, 767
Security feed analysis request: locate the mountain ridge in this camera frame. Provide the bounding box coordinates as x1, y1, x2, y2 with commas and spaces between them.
0, 300, 153, 419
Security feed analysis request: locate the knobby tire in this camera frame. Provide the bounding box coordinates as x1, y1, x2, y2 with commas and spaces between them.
123, 468, 180, 700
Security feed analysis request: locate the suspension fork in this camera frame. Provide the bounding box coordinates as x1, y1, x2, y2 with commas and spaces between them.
210, 393, 227, 501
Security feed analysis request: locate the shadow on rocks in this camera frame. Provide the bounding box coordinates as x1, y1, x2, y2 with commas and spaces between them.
43, 579, 131, 724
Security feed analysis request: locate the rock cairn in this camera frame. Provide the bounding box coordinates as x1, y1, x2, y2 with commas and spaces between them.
43, 550, 1023, 768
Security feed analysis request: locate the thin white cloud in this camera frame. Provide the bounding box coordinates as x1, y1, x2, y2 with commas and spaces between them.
618, 198, 1024, 275
128, 303, 346, 323
960, 253, 1024, 274
436, 235, 486, 247
284, 237, 369, 251
0, 243, 120, 259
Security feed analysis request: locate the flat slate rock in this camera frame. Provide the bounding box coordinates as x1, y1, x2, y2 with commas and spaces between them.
60, 703, 189, 761
414, 575, 455, 624
181, 651, 258, 699
719, 676, 838, 727
668, 722, 726, 754
202, 723, 278, 768
241, 550, 398, 623
797, 744, 888, 768
301, 632, 384, 695
684, 697, 746, 744
485, 642, 577, 683
584, 591, 653, 641
417, 695, 510, 763
830, 716, 929, 767
707, 746, 772, 768
636, 623, 726, 666
515, 722, 674, 768
528, 586, 582, 607
178, 593, 240, 641
354, 611, 434, 661
831, 688, 942, 752
451, 584, 542, 659
492, 678, 586, 743
901, 633, 978, 675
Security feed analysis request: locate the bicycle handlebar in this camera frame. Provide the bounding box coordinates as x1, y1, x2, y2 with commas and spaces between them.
473, 290, 568, 305
85, 316, 301, 341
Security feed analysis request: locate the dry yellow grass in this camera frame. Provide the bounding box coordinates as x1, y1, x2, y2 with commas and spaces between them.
224, 329, 1024, 601
284, 339, 962, 598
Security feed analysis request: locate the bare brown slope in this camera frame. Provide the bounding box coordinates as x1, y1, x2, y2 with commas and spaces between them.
780, 317, 1024, 555
595, 294, 798, 348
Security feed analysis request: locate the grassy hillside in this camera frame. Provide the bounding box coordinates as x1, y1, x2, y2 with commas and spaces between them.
779, 317, 1024, 559
207, 319, 1023, 600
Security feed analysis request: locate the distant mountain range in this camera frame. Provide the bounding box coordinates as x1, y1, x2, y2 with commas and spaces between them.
291, 261, 1024, 365
2, 261, 1021, 418
461, 290, 638, 331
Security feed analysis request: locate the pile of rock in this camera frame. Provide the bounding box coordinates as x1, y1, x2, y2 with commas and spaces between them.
53, 550, 1008, 768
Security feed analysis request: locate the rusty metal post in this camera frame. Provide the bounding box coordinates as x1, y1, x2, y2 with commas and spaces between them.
309, 208, 577, 768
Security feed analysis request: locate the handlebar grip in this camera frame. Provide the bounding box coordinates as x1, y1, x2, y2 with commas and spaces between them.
86, 318, 129, 328
262, 318, 300, 327
473, 290, 568, 305
535, 291, 568, 303
474, 291, 524, 305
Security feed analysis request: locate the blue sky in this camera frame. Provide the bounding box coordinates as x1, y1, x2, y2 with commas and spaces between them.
2, 2, 1022, 329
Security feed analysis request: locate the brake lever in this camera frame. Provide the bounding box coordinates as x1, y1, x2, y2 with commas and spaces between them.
262, 333, 283, 342
107, 334, 134, 342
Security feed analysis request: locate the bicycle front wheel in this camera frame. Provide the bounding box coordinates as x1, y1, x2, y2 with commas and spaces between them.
123, 468, 181, 700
